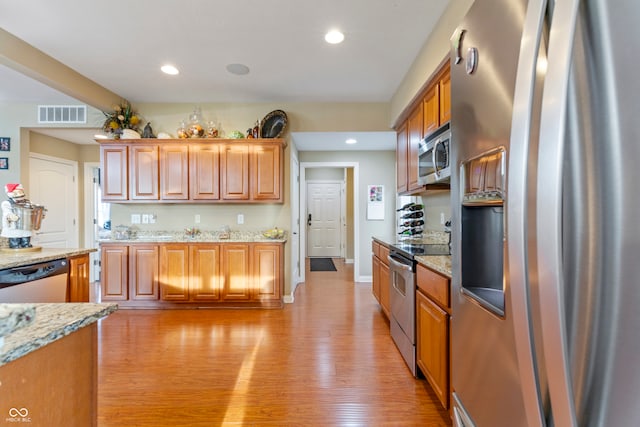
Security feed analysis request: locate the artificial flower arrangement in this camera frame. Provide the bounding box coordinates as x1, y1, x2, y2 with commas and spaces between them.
102, 101, 141, 138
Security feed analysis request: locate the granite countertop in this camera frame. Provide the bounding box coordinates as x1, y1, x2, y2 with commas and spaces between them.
99, 230, 287, 244
0, 248, 97, 270
0, 303, 118, 366
373, 230, 452, 278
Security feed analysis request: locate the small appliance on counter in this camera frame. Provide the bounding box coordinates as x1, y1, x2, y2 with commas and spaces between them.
0, 183, 46, 252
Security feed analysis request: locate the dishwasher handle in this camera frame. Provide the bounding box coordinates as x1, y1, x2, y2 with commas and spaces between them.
0, 259, 69, 287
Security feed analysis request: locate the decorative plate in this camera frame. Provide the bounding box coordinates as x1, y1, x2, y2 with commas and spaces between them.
260, 110, 288, 138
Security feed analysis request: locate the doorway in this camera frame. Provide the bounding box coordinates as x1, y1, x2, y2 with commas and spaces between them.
306, 181, 343, 258
299, 162, 359, 284
28, 153, 78, 248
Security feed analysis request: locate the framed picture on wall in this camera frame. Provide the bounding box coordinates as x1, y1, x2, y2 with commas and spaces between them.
0, 137, 9, 151
0, 157, 8, 170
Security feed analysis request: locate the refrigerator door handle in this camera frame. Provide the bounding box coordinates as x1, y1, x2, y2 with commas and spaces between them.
536, 0, 581, 425
506, 0, 548, 425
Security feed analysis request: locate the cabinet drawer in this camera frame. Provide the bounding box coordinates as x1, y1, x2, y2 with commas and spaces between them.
417, 263, 450, 309
379, 245, 390, 266
372, 241, 380, 259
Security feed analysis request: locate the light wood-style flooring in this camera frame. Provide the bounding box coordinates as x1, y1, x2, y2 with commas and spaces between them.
97, 258, 452, 426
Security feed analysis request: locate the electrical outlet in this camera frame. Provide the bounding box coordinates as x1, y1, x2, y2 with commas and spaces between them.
149, 214, 156, 224
142, 214, 149, 224
440, 212, 445, 225
195, 214, 201, 224
237, 214, 244, 225
131, 214, 141, 224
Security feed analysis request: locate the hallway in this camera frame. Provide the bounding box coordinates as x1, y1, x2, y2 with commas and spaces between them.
97, 259, 451, 426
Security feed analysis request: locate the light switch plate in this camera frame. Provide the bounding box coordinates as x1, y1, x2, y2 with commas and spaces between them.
237, 214, 244, 225
142, 214, 149, 224
131, 214, 141, 224
195, 214, 201, 224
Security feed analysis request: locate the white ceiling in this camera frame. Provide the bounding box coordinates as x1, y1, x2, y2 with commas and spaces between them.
0, 0, 449, 149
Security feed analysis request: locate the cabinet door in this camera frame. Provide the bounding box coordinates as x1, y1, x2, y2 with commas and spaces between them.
129, 245, 159, 300
380, 257, 390, 317
221, 244, 250, 300
416, 290, 449, 409
189, 245, 221, 301
372, 255, 381, 303
251, 244, 282, 300
251, 144, 282, 201
396, 122, 408, 193
220, 144, 249, 200
101, 245, 128, 301
160, 145, 189, 200
439, 67, 451, 125
159, 245, 189, 301
130, 145, 159, 200
100, 146, 128, 201
68, 254, 90, 302
189, 144, 220, 200
423, 83, 440, 136
407, 104, 423, 191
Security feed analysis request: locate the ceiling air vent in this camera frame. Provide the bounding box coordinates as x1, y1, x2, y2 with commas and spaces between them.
38, 105, 87, 124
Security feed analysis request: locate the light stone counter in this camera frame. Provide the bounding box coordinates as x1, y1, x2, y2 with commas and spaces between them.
0, 303, 117, 366
0, 248, 96, 270
373, 230, 452, 277
415, 255, 452, 278
99, 230, 287, 244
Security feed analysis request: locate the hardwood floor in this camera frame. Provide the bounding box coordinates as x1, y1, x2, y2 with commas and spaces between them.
97, 258, 451, 426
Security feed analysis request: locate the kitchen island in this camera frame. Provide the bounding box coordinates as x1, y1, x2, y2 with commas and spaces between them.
0, 303, 117, 426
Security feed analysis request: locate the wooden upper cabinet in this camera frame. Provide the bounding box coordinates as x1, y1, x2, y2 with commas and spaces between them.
407, 103, 423, 192
189, 144, 220, 200
160, 145, 189, 200
423, 83, 440, 137
100, 145, 128, 201
130, 145, 159, 200
159, 244, 189, 301
396, 122, 408, 194
439, 66, 451, 125
221, 144, 250, 200
251, 143, 282, 202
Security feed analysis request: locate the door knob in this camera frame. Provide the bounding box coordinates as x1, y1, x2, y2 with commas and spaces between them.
307, 214, 312, 227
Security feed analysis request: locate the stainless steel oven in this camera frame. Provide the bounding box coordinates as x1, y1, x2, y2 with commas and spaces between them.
388, 247, 417, 377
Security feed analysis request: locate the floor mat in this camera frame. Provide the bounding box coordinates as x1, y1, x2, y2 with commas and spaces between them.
310, 258, 337, 272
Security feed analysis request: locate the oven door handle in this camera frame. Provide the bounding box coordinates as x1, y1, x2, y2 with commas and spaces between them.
387, 255, 413, 272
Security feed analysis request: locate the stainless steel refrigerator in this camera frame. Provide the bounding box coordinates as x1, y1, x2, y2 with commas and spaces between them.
449, 0, 640, 425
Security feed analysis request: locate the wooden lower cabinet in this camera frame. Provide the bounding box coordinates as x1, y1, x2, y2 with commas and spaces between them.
101, 244, 129, 301
416, 263, 451, 410
68, 254, 90, 302
371, 240, 391, 318
129, 245, 159, 301
103, 242, 282, 307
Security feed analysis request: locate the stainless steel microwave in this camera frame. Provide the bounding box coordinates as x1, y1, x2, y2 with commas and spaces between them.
418, 123, 451, 185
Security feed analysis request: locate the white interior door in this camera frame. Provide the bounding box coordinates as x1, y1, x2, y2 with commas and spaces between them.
29, 154, 78, 248
306, 181, 341, 257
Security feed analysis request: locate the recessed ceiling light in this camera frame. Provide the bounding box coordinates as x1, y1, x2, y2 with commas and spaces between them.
345, 138, 357, 145
325, 30, 345, 44
161, 64, 180, 75
226, 63, 250, 75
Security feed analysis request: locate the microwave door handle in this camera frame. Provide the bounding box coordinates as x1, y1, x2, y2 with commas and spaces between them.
433, 138, 443, 179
